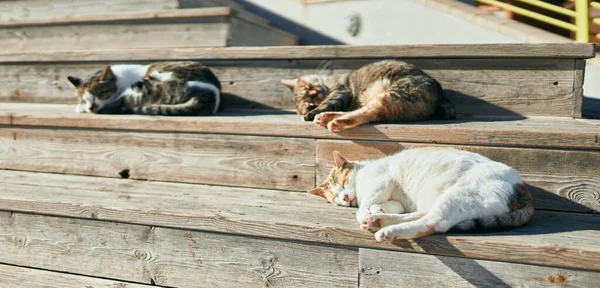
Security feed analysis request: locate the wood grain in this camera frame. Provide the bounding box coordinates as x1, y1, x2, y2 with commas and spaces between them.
1, 18, 230, 51
0, 58, 580, 116
0, 44, 593, 62
0, 212, 358, 287
1, 104, 598, 150
0, 264, 156, 288
572, 59, 586, 118
315, 140, 600, 213
1, 170, 600, 271
0, 7, 233, 26
229, 18, 298, 46
359, 249, 600, 288
0, 0, 178, 22
0, 128, 315, 191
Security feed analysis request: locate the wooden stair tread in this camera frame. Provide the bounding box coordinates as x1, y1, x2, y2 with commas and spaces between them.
0, 7, 235, 26
0, 264, 154, 288
0, 43, 593, 61
0, 103, 598, 150
2, 170, 599, 271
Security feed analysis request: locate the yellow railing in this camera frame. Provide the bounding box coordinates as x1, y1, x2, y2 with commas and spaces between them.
475, 0, 600, 42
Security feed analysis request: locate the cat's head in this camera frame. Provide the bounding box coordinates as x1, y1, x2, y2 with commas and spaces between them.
67, 65, 118, 113
281, 75, 328, 117
308, 151, 357, 207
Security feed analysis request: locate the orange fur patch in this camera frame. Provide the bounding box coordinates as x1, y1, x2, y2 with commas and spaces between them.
412, 224, 438, 239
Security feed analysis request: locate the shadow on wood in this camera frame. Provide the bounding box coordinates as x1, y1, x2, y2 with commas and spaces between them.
583, 96, 600, 119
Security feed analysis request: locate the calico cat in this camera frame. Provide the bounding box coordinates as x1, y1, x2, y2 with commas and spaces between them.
281, 60, 455, 132
309, 148, 534, 241
67, 61, 221, 116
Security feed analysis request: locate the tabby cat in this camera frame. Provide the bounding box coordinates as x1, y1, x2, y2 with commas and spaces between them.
309, 148, 534, 241
281, 60, 455, 132
67, 61, 221, 116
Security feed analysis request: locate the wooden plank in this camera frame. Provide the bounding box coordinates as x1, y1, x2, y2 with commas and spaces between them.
1, 170, 600, 271
0, 7, 232, 26
315, 140, 600, 213
0, 212, 358, 287
0, 20, 231, 51
0, 128, 315, 191
0, 104, 598, 150
0, 44, 594, 63
0, 264, 156, 288
229, 18, 298, 47
359, 249, 600, 288
0, 0, 179, 22
335, 59, 576, 117
572, 59, 586, 118
0, 58, 579, 117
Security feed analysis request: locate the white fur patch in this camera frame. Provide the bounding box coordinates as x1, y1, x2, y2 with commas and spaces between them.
74, 103, 88, 113
110, 64, 150, 93
186, 81, 221, 114
149, 71, 173, 81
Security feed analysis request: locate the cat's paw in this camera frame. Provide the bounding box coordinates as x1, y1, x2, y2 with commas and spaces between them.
314, 112, 343, 127
327, 119, 346, 132
375, 228, 394, 243
369, 204, 385, 214
360, 214, 382, 232
74, 103, 88, 113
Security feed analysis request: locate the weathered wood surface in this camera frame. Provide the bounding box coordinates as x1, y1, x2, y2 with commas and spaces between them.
0, 0, 178, 22
1, 170, 600, 271
0, 58, 578, 116
359, 249, 600, 288
0, 264, 156, 288
572, 59, 586, 118
0, 104, 598, 150
315, 140, 600, 213
229, 18, 297, 46
0, 7, 232, 26
0, 44, 593, 62
0, 212, 358, 287
0, 8, 296, 50
0, 127, 314, 191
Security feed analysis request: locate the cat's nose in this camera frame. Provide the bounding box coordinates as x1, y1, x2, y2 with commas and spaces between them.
343, 194, 349, 202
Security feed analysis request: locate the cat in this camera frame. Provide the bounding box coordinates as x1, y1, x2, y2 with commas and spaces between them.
67, 61, 221, 116
308, 148, 534, 242
281, 60, 455, 132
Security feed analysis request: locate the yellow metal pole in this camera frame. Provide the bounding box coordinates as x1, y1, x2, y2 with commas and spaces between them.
476, 0, 577, 31
575, 0, 589, 42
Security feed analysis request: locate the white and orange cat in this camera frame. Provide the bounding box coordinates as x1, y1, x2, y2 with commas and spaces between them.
309, 148, 534, 242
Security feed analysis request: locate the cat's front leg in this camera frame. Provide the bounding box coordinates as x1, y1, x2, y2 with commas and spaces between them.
361, 201, 405, 232
303, 89, 352, 121
74, 102, 88, 113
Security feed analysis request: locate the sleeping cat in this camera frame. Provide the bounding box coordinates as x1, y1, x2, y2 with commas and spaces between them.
309, 148, 534, 241
67, 61, 221, 116
281, 60, 455, 132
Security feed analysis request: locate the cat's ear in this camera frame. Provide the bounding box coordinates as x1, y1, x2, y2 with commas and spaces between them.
308, 187, 324, 197
67, 76, 82, 88
281, 79, 297, 91
99, 65, 114, 81
333, 151, 348, 168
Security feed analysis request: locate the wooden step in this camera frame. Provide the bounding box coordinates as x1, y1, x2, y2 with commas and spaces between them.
359, 249, 600, 287
0, 44, 593, 117
0, 0, 179, 21
1, 170, 599, 285
0, 264, 154, 288
0, 103, 598, 213
0, 7, 297, 51
0, 0, 246, 22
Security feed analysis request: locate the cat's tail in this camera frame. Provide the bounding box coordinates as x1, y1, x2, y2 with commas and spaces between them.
450, 183, 535, 233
